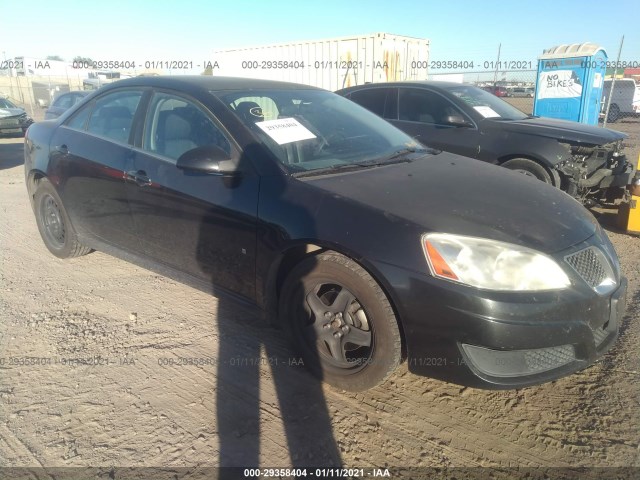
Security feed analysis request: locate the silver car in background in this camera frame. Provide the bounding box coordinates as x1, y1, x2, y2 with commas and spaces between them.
0, 97, 34, 136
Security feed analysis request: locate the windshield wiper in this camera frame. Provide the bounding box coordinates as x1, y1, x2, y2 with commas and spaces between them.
292, 147, 430, 178
293, 162, 378, 178
373, 146, 431, 164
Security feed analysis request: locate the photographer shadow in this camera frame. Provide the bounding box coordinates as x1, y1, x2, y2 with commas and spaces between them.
194, 145, 342, 470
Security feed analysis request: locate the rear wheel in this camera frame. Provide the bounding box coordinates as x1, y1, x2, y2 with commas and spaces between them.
502, 158, 555, 185
279, 252, 401, 391
34, 180, 91, 259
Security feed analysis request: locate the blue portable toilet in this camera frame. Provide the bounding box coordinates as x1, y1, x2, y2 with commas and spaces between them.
533, 43, 607, 125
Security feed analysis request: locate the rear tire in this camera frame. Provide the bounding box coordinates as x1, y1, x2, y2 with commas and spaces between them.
279, 252, 401, 391
502, 158, 553, 185
34, 180, 91, 259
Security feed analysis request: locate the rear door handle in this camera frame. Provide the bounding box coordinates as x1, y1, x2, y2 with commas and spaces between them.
126, 170, 152, 187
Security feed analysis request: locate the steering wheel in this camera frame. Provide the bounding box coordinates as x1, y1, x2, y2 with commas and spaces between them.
313, 131, 348, 156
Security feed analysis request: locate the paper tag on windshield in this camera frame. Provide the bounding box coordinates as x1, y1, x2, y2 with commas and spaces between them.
256, 118, 316, 145
473, 106, 500, 118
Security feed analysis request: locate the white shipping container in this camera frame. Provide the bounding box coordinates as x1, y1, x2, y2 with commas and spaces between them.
212, 32, 430, 91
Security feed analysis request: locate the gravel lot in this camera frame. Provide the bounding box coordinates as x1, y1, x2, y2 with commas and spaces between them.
1, 113, 639, 478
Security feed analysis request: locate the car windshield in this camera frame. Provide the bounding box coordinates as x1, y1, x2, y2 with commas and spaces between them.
445, 85, 528, 120
0, 98, 18, 109
217, 88, 428, 175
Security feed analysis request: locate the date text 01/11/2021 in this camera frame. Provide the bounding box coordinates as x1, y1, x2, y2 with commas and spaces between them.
243, 468, 391, 478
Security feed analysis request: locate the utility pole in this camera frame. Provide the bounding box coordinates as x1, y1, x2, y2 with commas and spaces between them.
603, 35, 624, 127
493, 43, 501, 85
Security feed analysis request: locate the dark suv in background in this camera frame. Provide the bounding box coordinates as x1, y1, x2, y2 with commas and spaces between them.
44, 91, 90, 120
337, 81, 634, 206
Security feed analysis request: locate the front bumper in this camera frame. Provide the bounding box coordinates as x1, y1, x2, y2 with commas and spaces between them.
0, 117, 33, 135
376, 240, 627, 389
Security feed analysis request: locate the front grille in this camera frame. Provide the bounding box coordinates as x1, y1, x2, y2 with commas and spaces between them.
523, 345, 575, 372
565, 246, 617, 295
462, 343, 576, 377
0, 118, 20, 127
566, 248, 606, 287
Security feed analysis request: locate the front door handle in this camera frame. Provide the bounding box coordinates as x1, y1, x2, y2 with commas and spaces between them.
126, 170, 152, 187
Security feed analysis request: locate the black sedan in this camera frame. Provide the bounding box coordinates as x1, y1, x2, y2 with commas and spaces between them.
336, 81, 634, 206
0, 97, 34, 136
25, 76, 626, 391
44, 90, 90, 120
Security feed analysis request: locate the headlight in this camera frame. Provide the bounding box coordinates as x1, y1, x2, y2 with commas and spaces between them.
18, 113, 32, 125
422, 233, 571, 291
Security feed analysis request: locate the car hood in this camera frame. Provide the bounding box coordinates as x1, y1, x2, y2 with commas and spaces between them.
0, 108, 26, 118
490, 117, 625, 145
304, 152, 598, 253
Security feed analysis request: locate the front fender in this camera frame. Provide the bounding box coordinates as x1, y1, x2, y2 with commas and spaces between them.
482, 129, 571, 168
24, 121, 59, 196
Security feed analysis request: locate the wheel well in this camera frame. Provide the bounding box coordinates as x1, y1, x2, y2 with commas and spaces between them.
271, 244, 408, 361
274, 244, 323, 299
28, 172, 46, 205
498, 155, 561, 187
498, 154, 547, 168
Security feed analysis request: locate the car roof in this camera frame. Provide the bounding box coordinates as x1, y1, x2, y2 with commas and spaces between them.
336, 80, 474, 93
98, 75, 324, 93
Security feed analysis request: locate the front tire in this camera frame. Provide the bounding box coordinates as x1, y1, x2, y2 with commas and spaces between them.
502, 157, 554, 185
279, 252, 401, 391
34, 180, 91, 259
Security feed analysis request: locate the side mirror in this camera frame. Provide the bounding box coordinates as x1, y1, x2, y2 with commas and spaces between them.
176, 145, 239, 176
444, 115, 473, 127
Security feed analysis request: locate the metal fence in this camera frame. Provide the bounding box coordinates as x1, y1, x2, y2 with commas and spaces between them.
429, 69, 538, 114
1, 71, 216, 121
0, 74, 103, 121
0, 69, 541, 122
1, 36, 634, 124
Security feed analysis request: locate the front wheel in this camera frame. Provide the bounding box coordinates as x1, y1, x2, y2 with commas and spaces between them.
501, 158, 555, 185
33, 180, 91, 259
279, 252, 401, 391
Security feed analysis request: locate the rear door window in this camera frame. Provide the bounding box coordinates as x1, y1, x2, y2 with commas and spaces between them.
348, 88, 389, 116
85, 90, 143, 144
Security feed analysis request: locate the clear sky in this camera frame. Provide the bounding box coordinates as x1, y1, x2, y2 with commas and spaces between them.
2, 0, 638, 68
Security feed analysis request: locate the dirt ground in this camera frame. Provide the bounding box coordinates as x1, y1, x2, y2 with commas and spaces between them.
1, 122, 639, 478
